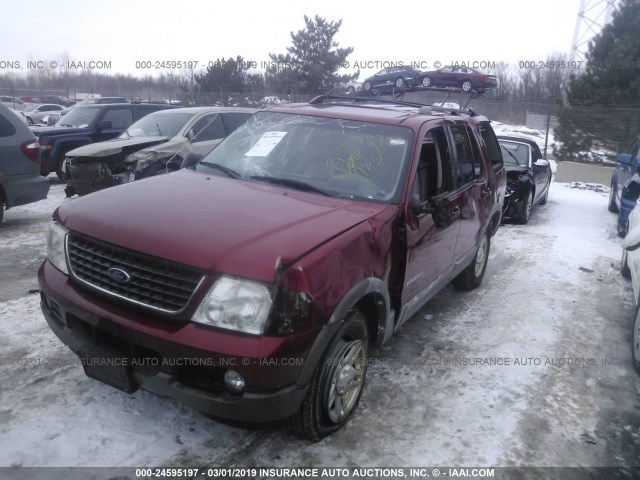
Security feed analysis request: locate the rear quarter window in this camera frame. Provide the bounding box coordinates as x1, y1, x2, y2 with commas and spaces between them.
0, 113, 17, 137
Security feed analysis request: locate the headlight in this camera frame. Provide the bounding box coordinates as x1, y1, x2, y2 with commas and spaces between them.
47, 223, 69, 275
192, 276, 272, 335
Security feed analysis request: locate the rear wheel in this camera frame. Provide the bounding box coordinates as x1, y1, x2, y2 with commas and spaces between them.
286, 310, 368, 440
462, 80, 472, 92
621, 249, 631, 279
422, 76, 432, 87
395, 77, 405, 88
633, 305, 640, 374
608, 179, 619, 213
452, 232, 490, 290
540, 181, 550, 205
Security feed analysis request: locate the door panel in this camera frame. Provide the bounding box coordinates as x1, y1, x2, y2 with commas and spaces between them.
402, 124, 459, 305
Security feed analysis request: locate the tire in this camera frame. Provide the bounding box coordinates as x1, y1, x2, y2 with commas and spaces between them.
515, 190, 533, 225
363, 81, 372, 92
422, 76, 432, 87
0, 203, 4, 224
608, 179, 619, 213
618, 216, 628, 238
633, 304, 640, 375
631, 306, 640, 375
286, 310, 368, 440
461, 80, 472, 92
621, 249, 631, 279
452, 232, 490, 290
395, 77, 405, 88
540, 181, 550, 205
346, 86, 355, 94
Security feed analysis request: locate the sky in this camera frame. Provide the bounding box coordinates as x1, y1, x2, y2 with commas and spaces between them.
0, 0, 584, 81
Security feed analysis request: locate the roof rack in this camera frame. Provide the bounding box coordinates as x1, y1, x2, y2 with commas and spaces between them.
308, 94, 477, 117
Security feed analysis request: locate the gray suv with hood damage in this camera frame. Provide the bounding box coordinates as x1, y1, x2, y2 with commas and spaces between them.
62, 107, 256, 196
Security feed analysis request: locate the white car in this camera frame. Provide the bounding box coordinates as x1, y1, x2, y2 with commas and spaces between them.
0, 96, 27, 111
21, 104, 65, 125
621, 199, 640, 374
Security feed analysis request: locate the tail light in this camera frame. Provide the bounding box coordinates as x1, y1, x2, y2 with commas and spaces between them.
21, 140, 41, 164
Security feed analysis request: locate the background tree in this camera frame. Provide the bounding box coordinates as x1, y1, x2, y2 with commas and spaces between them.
555, 0, 640, 161
265, 15, 357, 95
195, 56, 264, 105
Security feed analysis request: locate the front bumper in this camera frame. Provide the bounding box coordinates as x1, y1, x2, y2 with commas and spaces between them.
63, 159, 131, 196
38, 260, 315, 422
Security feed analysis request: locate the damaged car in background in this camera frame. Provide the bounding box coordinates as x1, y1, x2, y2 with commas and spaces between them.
498, 136, 552, 224
62, 107, 256, 196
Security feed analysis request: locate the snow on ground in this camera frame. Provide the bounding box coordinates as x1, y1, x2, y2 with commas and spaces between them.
1, 178, 639, 470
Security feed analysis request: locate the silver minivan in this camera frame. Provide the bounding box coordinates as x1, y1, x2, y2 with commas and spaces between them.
0, 104, 50, 223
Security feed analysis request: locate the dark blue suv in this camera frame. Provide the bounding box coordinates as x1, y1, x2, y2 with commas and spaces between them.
609, 135, 640, 237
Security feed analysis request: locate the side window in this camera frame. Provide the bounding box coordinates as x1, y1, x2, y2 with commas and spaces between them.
449, 125, 476, 187
101, 109, 133, 129
0, 114, 17, 137
191, 114, 225, 142
479, 123, 504, 173
412, 127, 453, 203
222, 113, 251, 135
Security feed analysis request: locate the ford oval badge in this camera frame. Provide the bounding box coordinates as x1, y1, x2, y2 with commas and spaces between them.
108, 267, 131, 283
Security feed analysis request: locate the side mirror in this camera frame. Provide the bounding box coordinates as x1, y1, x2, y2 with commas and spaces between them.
96, 120, 112, 130
618, 153, 633, 165
186, 129, 196, 142
623, 225, 640, 251
181, 152, 203, 170
534, 159, 550, 168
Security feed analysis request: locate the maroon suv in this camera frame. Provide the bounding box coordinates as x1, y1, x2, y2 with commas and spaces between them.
39, 96, 505, 439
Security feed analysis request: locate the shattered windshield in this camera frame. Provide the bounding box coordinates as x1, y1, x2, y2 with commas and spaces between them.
198, 111, 413, 203
56, 106, 101, 128
120, 112, 192, 138
499, 142, 530, 167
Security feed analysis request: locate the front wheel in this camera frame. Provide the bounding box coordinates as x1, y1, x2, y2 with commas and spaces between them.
286, 310, 368, 440
363, 81, 372, 92
395, 77, 405, 88
461, 80, 472, 92
515, 190, 533, 224
452, 232, 490, 290
608, 179, 619, 213
422, 76, 432, 87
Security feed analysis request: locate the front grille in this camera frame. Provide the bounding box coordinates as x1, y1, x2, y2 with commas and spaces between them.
67, 233, 204, 313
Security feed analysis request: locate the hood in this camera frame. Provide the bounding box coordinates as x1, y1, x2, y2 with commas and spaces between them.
66, 136, 170, 157
31, 126, 90, 138
56, 170, 389, 281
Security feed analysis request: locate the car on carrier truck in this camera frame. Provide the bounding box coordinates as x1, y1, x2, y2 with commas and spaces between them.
38, 96, 505, 439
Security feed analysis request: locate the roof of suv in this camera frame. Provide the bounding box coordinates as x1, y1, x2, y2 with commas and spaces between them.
265, 95, 487, 128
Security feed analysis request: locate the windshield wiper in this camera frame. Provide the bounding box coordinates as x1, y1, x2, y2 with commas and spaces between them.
200, 162, 241, 178
501, 147, 524, 166
249, 175, 330, 196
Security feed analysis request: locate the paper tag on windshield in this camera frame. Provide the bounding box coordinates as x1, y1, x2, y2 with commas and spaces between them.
245, 131, 287, 157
